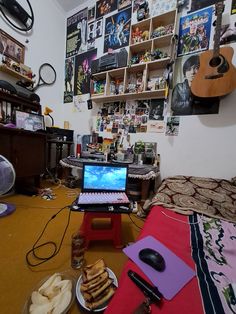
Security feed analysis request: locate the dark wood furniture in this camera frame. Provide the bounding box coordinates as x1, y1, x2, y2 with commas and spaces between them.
0, 127, 47, 187
0, 90, 46, 190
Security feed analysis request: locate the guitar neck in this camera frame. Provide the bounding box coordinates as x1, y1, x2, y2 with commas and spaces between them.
213, 1, 224, 58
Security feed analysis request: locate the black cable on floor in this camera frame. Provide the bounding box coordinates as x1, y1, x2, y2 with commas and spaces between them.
25, 204, 71, 267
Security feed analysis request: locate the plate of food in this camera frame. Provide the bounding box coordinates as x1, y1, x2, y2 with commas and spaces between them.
76, 259, 118, 312
22, 272, 76, 314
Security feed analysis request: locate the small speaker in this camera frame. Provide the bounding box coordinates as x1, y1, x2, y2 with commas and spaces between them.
91, 59, 99, 74
117, 48, 128, 68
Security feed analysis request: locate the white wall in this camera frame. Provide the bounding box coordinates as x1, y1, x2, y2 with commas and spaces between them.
1, 0, 236, 181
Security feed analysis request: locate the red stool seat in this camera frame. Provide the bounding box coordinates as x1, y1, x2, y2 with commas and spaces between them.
80, 212, 122, 249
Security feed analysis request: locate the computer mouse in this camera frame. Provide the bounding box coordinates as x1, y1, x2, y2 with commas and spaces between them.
139, 248, 166, 272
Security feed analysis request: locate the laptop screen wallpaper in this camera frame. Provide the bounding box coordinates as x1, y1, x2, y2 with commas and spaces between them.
83, 164, 127, 191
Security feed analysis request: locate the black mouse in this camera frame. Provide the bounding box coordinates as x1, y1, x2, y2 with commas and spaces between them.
139, 248, 166, 272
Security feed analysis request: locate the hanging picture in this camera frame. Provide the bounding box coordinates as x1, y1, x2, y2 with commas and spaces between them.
190, 0, 217, 12
177, 7, 213, 57
220, 23, 236, 45
96, 0, 117, 19
64, 57, 75, 103
147, 121, 165, 133
118, 0, 132, 11
95, 18, 103, 38
0, 29, 25, 63
148, 99, 165, 121
66, 8, 88, 58
88, 6, 95, 21
151, 0, 176, 17
87, 22, 96, 50
232, 0, 236, 14
171, 54, 219, 116
165, 117, 180, 136
104, 7, 131, 53
74, 49, 97, 95
133, 0, 142, 12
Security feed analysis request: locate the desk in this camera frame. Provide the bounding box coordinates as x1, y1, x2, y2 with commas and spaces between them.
60, 157, 160, 202
47, 139, 74, 178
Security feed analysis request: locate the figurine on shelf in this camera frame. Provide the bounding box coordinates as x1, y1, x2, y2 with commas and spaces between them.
151, 49, 168, 60
132, 27, 142, 44
141, 30, 149, 41
143, 51, 151, 62
129, 54, 140, 65
137, 0, 149, 21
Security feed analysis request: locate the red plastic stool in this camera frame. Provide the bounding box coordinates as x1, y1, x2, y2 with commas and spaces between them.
80, 212, 122, 249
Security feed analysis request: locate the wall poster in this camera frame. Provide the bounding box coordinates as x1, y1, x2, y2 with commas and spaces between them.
190, 0, 217, 12
66, 8, 88, 58
104, 7, 131, 53
232, 0, 236, 14
64, 57, 75, 103
74, 49, 97, 95
96, 0, 117, 19
177, 6, 213, 57
171, 54, 219, 116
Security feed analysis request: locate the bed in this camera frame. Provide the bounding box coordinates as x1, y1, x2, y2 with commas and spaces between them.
105, 176, 236, 314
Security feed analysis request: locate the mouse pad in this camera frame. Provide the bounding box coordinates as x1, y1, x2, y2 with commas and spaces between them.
123, 236, 195, 300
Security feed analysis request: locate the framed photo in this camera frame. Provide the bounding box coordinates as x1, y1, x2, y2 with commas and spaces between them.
0, 29, 25, 63
15, 110, 45, 131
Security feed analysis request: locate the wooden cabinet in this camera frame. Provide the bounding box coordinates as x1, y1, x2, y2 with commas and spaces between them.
0, 90, 45, 189
91, 9, 177, 103
0, 127, 46, 178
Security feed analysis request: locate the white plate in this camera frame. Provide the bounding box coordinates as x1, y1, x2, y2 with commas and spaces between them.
76, 267, 118, 312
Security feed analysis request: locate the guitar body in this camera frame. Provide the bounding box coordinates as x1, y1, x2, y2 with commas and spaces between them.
191, 46, 236, 97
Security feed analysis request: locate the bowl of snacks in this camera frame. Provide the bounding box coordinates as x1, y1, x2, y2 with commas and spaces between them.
76, 259, 118, 312
22, 272, 76, 314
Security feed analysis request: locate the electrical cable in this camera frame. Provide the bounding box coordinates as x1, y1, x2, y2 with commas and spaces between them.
0, 0, 34, 32
128, 213, 144, 230
25, 204, 71, 267
161, 211, 202, 225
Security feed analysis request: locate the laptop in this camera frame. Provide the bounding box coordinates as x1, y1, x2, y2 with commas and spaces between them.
76, 162, 132, 213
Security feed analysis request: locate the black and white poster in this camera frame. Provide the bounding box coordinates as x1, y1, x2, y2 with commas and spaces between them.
66, 8, 88, 58
171, 54, 219, 116
64, 57, 74, 103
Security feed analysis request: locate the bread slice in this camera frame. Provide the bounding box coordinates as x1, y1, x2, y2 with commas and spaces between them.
80, 271, 109, 292
82, 259, 106, 282
85, 285, 116, 310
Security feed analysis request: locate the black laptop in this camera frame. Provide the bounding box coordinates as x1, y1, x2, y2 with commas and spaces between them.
75, 162, 132, 213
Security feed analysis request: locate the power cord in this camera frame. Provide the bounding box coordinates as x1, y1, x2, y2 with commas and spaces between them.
25, 204, 71, 267
128, 213, 144, 230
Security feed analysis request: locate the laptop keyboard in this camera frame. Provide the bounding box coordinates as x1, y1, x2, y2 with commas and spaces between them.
77, 192, 130, 205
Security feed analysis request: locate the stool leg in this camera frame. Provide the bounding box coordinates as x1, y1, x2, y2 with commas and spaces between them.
113, 214, 122, 249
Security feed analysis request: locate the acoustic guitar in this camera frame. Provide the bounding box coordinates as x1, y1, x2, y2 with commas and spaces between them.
191, 1, 236, 98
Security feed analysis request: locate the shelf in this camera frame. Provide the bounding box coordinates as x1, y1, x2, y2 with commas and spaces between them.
152, 34, 174, 47
0, 64, 33, 83
147, 57, 170, 71
129, 39, 152, 53
91, 89, 165, 103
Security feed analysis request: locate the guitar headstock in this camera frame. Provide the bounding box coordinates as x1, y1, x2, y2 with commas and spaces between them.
215, 1, 225, 16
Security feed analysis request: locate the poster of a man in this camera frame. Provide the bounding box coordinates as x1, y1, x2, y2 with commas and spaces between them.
64, 58, 74, 103
171, 54, 219, 116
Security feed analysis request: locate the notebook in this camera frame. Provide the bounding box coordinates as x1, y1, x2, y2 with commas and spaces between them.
76, 162, 131, 212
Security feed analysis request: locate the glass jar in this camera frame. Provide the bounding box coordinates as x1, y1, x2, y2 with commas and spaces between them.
71, 231, 85, 269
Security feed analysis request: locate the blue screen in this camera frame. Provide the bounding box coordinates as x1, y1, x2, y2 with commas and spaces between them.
83, 164, 127, 191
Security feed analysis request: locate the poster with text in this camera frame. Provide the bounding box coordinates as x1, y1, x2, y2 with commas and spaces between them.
178, 7, 213, 56
74, 49, 97, 95
96, 0, 117, 19
64, 57, 74, 103
104, 7, 131, 53
66, 8, 88, 58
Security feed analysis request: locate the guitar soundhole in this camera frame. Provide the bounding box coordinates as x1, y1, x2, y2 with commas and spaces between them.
210, 57, 221, 67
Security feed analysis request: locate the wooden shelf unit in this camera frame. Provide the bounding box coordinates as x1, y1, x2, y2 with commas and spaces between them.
91, 9, 177, 103
0, 64, 33, 83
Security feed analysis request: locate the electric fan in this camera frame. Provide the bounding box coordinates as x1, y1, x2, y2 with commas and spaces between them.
0, 155, 16, 217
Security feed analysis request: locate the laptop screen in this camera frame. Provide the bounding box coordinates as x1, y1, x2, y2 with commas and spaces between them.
82, 162, 128, 193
